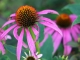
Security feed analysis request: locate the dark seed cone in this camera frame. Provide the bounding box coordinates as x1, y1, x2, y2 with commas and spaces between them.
27, 56, 35, 60
16, 5, 38, 28
56, 14, 72, 28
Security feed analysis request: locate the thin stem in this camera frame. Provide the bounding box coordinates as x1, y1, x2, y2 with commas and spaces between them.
29, 27, 40, 53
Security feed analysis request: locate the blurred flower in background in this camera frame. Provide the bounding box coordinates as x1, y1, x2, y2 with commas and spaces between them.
40, 13, 80, 56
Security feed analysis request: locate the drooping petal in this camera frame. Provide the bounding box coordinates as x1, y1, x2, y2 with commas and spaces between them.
10, 13, 16, 17
44, 27, 54, 35
0, 42, 5, 55
17, 28, 24, 60
26, 28, 36, 58
71, 27, 78, 42
32, 27, 39, 41
72, 25, 80, 34
2, 20, 15, 28
52, 31, 60, 41
0, 24, 17, 40
52, 32, 62, 54
13, 26, 20, 39
13, 26, 28, 48
40, 17, 58, 27
69, 14, 77, 22
40, 34, 48, 47
40, 21, 62, 36
38, 10, 59, 15
62, 29, 72, 55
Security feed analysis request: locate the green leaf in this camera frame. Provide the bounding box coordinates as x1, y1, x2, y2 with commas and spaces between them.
4, 44, 26, 56
62, 3, 80, 15
72, 15, 80, 26
74, 0, 80, 3
38, 23, 44, 42
53, 56, 62, 60
70, 55, 78, 60
0, 55, 10, 60
67, 41, 79, 47
40, 35, 53, 60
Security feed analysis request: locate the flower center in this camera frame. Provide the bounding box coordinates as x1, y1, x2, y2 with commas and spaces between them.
56, 14, 72, 28
16, 5, 38, 27
26, 56, 35, 60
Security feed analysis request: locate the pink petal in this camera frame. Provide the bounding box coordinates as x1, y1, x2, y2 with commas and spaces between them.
40, 17, 57, 27
2, 20, 15, 28
26, 28, 36, 58
52, 31, 60, 41
39, 34, 48, 47
72, 25, 80, 34
13, 26, 28, 48
71, 27, 78, 42
62, 29, 72, 55
69, 14, 77, 22
0, 24, 17, 40
0, 42, 5, 55
44, 27, 54, 35
52, 32, 62, 54
40, 21, 62, 36
32, 27, 39, 41
13, 26, 20, 39
38, 10, 59, 15
17, 28, 24, 60
10, 13, 16, 17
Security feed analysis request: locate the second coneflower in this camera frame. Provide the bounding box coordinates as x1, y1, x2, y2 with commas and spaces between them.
40, 13, 80, 55
1, 5, 62, 60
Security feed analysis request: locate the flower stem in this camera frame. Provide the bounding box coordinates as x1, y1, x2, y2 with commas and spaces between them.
29, 27, 40, 53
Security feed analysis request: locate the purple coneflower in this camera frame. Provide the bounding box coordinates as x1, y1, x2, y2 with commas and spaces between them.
0, 28, 11, 55
1, 5, 62, 60
40, 13, 80, 55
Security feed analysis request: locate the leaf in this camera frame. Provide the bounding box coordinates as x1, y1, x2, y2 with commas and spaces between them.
67, 41, 79, 47
38, 23, 44, 42
40, 35, 53, 60
53, 56, 62, 60
4, 44, 26, 57
70, 55, 78, 60
72, 15, 80, 26
62, 3, 80, 15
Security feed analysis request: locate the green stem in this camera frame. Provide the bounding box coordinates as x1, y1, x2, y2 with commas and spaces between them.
29, 27, 40, 53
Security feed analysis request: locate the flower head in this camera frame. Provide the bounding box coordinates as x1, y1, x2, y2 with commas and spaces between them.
40, 13, 80, 55
22, 51, 42, 60
1, 5, 62, 60
0, 28, 11, 55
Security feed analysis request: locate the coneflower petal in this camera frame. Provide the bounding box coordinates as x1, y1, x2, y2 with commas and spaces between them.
52, 32, 62, 54
2, 20, 15, 28
40, 21, 62, 36
38, 10, 59, 15
63, 29, 72, 55
71, 28, 78, 42
0, 42, 5, 55
32, 27, 39, 41
26, 28, 36, 58
17, 28, 24, 60
0, 24, 17, 40
69, 14, 77, 22
10, 13, 16, 17
13, 26, 28, 48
